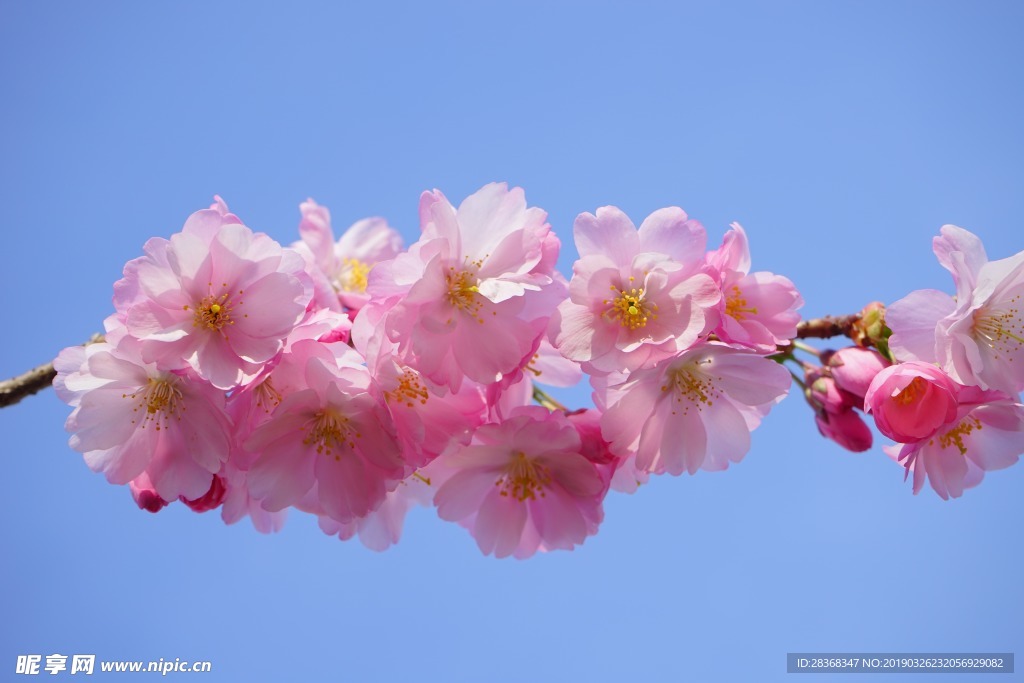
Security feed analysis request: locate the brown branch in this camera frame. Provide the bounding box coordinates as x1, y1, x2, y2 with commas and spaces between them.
0, 313, 867, 410
794, 314, 860, 340
0, 334, 105, 409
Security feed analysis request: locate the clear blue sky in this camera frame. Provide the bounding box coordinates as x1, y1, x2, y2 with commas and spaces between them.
1, 2, 1021, 681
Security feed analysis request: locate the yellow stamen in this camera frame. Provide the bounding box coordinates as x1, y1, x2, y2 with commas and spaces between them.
385, 369, 430, 408
496, 451, 552, 502
891, 376, 927, 406
937, 416, 983, 456
725, 285, 758, 321
604, 284, 657, 330
337, 258, 371, 293
972, 293, 1024, 360
123, 377, 185, 431
661, 359, 718, 416
303, 410, 359, 461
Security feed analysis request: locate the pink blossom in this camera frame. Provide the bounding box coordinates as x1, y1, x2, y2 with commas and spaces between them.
601, 342, 791, 475
220, 461, 287, 534
864, 362, 960, 443
245, 340, 408, 524
57, 343, 231, 501
551, 206, 720, 374
292, 199, 403, 313
368, 182, 562, 390
887, 389, 1024, 499
826, 346, 890, 400
433, 406, 606, 559
319, 470, 435, 551
704, 223, 803, 352
888, 225, 1024, 394
116, 202, 312, 390
351, 302, 488, 465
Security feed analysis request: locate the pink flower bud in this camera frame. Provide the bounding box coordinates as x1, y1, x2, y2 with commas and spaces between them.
815, 409, 873, 452
807, 373, 859, 413
865, 362, 960, 443
827, 347, 891, 400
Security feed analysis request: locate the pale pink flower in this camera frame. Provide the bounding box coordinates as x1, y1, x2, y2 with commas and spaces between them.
888, 225, 1024, 394
58, 343, 231, 501
116, 202, 312, 390
864, 362, 960, 443
292, 198, 403, 312
704, 223, 803, 352
886, 388, 1024, 499
351, 302, 488, 466
368, 182, 561, 390
220, 461, 287, 534
319, 470, 435, 551
433, 406, 606, 559
245, 340, 407, 524
601, 342, 791, 475
552, 206, 720, 374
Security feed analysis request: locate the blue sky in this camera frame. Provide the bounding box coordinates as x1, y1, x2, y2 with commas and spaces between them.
1, 2, 1021, 681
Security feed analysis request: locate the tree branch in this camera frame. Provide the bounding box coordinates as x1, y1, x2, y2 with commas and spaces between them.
0, 314, 866, 410
0, 334, 105, 409
794, 314, 860, 339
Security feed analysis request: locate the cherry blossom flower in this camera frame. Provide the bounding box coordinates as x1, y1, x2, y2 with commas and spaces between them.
116, 202, 312, 390
245, 340, 407, 524
220, 461, 287, 534
292, 198, 403, 313
888, 225, 1024, 394
704, 223, 803, 352
433, 406, 606, 559
864, 362, 960, 444
57, 343, 231, 501
318, 470, 435, 551
885, 387, 1024, 499
367, 182, 561, 390
551, 206, 720, 374
601, 342, 791, 475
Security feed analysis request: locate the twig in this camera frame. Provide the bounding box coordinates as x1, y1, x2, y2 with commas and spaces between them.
1, 313, 865, 410
0, 334, 105, 409
794, 314, 859, 339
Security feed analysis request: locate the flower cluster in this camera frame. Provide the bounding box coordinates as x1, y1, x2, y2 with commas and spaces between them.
52, 187, 1021, 557
797, 227, 1024, 499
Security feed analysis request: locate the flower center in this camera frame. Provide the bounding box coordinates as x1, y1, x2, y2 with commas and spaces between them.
973, 294, 1024, 360
254, 377, 283, 414
187, 282, 245, 333
445, 263, 484, 323
303, 410, 359, 461
496, 451, 551, 502
725, 285, 758, 321
604, 280, 657, 330
123, 377, 185, 431
385, 369, 429, 408
936, 416, 983, 456
662, 362, 718, 415
336, 258, 371, 293
891, 376, 927, 406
